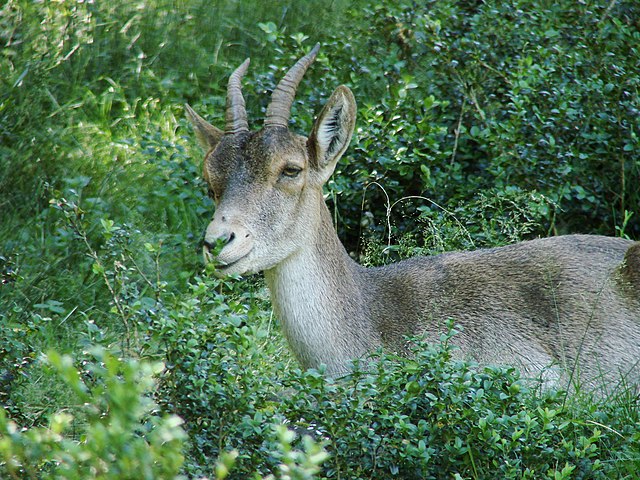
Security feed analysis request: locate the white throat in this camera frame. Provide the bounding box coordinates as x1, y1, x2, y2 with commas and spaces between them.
263, 213, 379, 374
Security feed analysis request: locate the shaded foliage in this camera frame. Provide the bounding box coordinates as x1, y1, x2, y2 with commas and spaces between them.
331, 0, 640, 252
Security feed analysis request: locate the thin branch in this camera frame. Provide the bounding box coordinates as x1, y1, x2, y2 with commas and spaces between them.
451, 97, 466, 166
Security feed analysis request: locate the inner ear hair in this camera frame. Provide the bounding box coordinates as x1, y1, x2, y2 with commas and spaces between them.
317, 103, 348, 163
309, 86, 356, 174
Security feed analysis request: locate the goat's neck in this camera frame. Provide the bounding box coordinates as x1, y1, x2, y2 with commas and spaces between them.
263, 198, 378, 374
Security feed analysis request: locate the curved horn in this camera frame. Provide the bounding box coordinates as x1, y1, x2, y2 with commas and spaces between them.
225, 58, 250, 134
264, 43, 321, 128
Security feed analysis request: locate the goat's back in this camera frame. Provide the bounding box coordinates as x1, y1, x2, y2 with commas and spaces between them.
365, 235, 640, 389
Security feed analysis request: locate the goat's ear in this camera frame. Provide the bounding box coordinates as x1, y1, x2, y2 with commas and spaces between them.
308, 86, 356, 184
185, 104, 224, 151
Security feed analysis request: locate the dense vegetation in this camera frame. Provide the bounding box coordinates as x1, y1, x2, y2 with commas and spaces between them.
1, 0, 639, 477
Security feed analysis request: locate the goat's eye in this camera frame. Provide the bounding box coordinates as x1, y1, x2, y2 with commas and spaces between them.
281, 166, 302, 178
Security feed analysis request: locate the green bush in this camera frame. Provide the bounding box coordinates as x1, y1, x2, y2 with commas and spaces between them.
0, 349, 185, 480
154, 305, 640, 478
318, 0, 640, 250
281, 340, 630, 479
153, 276, 288, 477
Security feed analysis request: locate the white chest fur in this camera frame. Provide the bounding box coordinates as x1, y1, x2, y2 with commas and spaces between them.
264, 246, 377, 374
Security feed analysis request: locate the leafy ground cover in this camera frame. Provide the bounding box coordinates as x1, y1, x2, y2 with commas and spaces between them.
1, 0, 639, 477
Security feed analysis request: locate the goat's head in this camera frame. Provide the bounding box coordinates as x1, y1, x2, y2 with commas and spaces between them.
186, 44, 356, 275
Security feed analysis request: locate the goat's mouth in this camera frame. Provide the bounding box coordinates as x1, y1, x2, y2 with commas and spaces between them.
204, 249, 253, 276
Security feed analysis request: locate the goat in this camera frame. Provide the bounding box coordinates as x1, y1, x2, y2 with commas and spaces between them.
186, 44, 640, 390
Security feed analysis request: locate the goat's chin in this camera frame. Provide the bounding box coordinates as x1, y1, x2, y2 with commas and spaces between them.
212, 262, 253, 278
205, 250, 291, 278
210, 257, 265, 278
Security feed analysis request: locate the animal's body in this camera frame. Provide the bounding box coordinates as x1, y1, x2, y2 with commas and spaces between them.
186, 44, 640, 390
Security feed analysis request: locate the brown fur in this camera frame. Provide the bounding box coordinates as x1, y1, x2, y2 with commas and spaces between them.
621, 242, 640, 290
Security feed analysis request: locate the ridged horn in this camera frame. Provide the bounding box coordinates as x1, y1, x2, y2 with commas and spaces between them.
225, 58, 250, 134
264, 43, 321, 128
